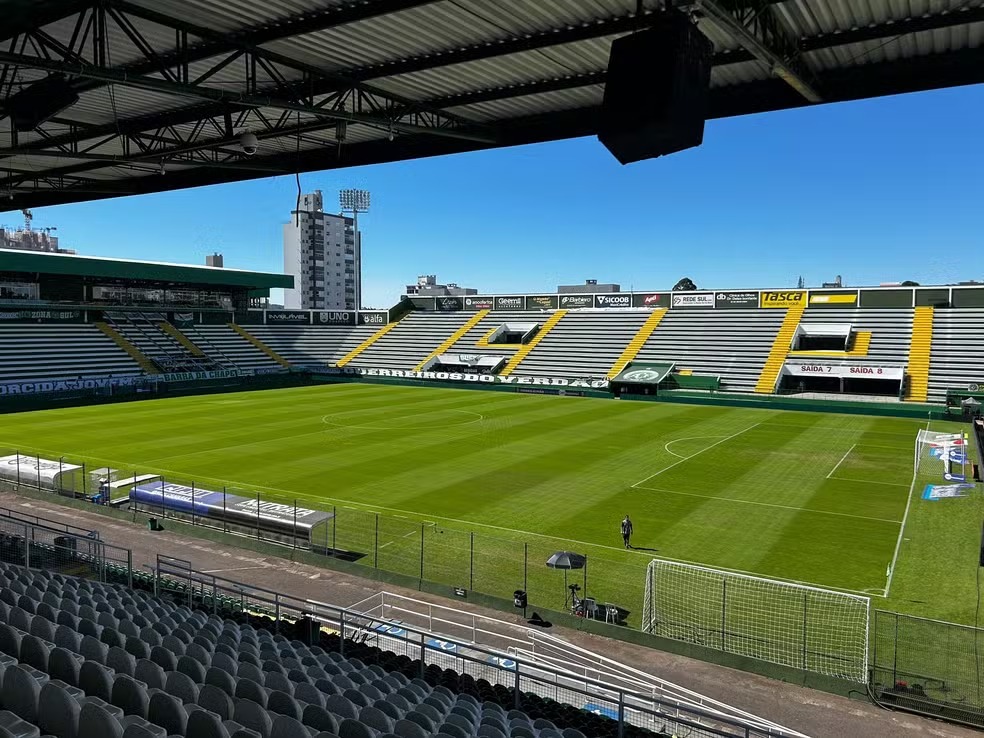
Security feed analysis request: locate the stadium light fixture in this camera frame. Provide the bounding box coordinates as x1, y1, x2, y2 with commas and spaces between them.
339, 189, 370, 311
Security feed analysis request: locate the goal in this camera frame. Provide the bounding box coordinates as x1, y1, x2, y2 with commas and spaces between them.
642, 559, 870, 682
914, 429, 970, 481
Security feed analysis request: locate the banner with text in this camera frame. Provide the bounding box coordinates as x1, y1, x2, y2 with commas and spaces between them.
632, 292, 670, 308
784, 363, 904, 380
463, 296, 494, 310
358, 311, 388, 326
671, 293, 715, 308
527, 295, 558, 310
265, 310, 311, 325
314, 310, 356, 326
0, 309, 83, 323
715, 292, 758, 309
760, 291, 806, 308
595, 294, 632, 309
558, 294, 592, 309
494, 296, 525, 311
436, 296, 463, 312
808, 292, 858, 307
323, 366, 609, 389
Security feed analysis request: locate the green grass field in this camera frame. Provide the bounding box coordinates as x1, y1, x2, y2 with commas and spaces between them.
1, 383, 980, 627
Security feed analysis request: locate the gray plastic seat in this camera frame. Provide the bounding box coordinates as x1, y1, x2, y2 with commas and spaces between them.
124, 637, 151, 662
78, 700, 123, 738
139, 627, 163, 648
263, 672, 292, 695
338, 718, 377, 738
8, 607, 32, 632
80, 635, 108, 665
235, 678, 268, 707
53, 625, 81, 653
107, 647, 136, 677
439, 723, 469, 738
403, 712, 434, 734
186, 642, 213, 667
301, 705, 338, 734
324, 694, 358, 720
3, 663, 46, 722
165, 669, 200, 704
0, 708, 44, 738
271, 714, 312, 738
478, 725, 507, 738
186, 708, 230, 738
29, 616, 55, 643
162, 635, 187, 657
112, 675, 151, 718
393, 719, 428, 738
234, 699, 273, 738
134, 659, 165, 691
342, 689, 369, 708
294, 683, 325, 709
19, 634, 50, 672
38, 680, 82, 738
49, 647, 81, 687
198, 684, 235, 721
121, 717, 167, 738
79, 661, 114, 702
179, 655, 207, 684
0, 624, 23, 659
360, 707, 394, 734
206, 667, 237, 696
149, 691, 188, 736
267, 691, 301, 720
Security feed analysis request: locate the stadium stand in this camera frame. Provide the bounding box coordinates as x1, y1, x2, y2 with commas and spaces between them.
0, 561, 686, 738
440, 312, 540, 359
927, 308, 984, 403
509, 311, 650, 379
634, 309, 786, 392
346, 313, 474, 370
794, 307, 914, 366
0, 324, 143, 383
188, 326, 285, 372
105, 312, 220, 373
246, 325, 379, 369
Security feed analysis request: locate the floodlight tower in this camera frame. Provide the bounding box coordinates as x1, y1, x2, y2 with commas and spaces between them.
339, 189, 369, 310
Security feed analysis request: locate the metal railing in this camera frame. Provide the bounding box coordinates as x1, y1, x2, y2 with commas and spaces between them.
152, 556, 803, 738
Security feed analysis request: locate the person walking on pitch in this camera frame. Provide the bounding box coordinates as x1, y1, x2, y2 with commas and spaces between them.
621, 515, 633, 549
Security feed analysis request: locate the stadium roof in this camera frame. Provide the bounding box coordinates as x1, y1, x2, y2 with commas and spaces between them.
0, 247, 292, 288
1, 0, 982, 211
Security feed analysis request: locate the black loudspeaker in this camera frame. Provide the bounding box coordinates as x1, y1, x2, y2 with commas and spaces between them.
979, 521, 984, 567
6, 75, 80, 132
599, 14, 713, 164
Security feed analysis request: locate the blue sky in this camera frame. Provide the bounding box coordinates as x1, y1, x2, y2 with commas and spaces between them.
13, 84, 984, 309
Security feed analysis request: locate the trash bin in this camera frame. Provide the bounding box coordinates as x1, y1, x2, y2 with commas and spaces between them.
147, 518, 158, 531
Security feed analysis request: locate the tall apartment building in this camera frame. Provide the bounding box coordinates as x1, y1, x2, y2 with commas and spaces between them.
283, 191, 361, 310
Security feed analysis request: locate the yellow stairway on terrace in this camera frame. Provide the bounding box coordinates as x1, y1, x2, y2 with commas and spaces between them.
414, 310, 489, 371
499, 310, 567, 377
159, 322, 206, 357
607, 308, 668, 378
335, 320, 400, 367
94, 322, 159, 374
753, 304, 806, 393
229, 324, 291, 368
905, 306, 934, 402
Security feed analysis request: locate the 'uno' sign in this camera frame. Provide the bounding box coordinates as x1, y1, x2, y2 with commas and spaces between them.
317, 311, 354, 326
760, 291, 806, 308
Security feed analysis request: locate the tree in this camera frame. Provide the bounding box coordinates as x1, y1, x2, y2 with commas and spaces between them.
901, 280, 920, 286
797, 276, 805, 289
672, 277, 697, 291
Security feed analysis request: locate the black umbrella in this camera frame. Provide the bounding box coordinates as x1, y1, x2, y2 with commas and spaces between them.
546, 551, 587, 608
546, 551, 586, 570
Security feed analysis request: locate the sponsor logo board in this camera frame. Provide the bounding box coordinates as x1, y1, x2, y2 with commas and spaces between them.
715, 292, 758, 308
809, 293, 858, 305
558, 294, 592, 309
0, 369, 256, 397
922, 484, 973, 501
0, 309, 82, 322
632, 292, 669, 308
494, 296, 525, 310
323, 366, 609, 389
784, 363, 904, 380
621, 369, 662, 382
463, 296, 494, 310
265, 310, 310, 324
594, 294, 631, 309
358, 311, 387, 326
436, 296, 463, 312
671, 293, 714, 308
760, 291, 806, 308
527, 295, 558, 310
930, 447, 968, 464
317, 311, 355, 326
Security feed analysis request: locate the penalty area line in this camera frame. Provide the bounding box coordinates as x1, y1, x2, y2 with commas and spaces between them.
827, 443, 857, 479
632, 421, 763, 488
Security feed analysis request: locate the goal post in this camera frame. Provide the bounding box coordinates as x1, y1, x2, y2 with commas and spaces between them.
914, 429, 970, 481
642, 559, 870, 683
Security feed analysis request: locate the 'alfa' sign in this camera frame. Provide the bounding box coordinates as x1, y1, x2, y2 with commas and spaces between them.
760, 291, 806, 308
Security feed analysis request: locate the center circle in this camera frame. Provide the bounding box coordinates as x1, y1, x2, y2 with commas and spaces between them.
321, 408, 484, 431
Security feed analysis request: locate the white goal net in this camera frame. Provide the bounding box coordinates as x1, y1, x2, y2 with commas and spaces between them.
914, 429, 970, 481
642, 559, 870, 683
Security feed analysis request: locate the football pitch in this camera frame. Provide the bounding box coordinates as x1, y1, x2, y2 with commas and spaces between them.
1, 383, 979, 625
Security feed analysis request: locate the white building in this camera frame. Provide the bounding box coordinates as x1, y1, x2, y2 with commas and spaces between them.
283, 191, 361, 310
